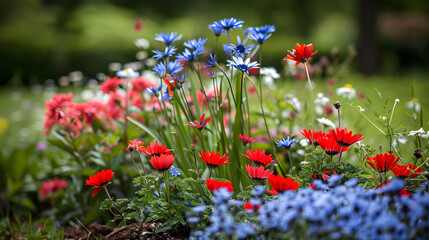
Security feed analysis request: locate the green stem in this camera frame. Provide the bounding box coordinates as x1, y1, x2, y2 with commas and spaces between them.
287, 149, 293, 175
304, 64, 314, 130
163, 171, 171, 204
192, 148, 207, 196
129, 152, 143, 179
337, 146, 344, 164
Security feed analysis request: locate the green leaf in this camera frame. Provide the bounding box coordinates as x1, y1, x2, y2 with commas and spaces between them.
127, 117, 160, 141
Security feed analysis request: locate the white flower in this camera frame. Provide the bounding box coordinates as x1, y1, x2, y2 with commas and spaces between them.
336, 84, 356, 99
134, 38, 150, 49
395, 98, 400, 103
379, 115, 387, 121
117, 68, 139, 78
409, 128, 425, 136
299, 139, 309, 147
260, 67, 280, 87
421, 131, 429, 139
406, 98, 421, 112
317, 118, 336, 128
314, 93, 330, 106
296, 149, 306, 156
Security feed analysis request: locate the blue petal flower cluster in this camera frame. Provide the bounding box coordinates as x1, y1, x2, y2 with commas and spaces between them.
227, 56, 259, 74
276, 136, 296, 149
177, 38, 206, 62
152, 46, 177, 60
153, 60, 183, 77
229, 36, 255, 58
155, 32, 182, 46
211, 18, 244, 31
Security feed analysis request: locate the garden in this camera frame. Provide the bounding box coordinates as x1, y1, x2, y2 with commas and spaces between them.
1, 2, 429, 239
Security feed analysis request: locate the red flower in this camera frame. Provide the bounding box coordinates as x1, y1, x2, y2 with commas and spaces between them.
199, 150, 230, 169
163, 74, 178, 96
267, 174, 299, 195
185, 114, 212, 130
239, 133, 255, 145
242, 149, 274, 166
245, 164, 273, 180
150, 154, 175, 172
139, 141, 171, 156
376, 180, 412, 197
244, 202, 261, 213
318, 135, 349, 156
86, 170, 114, 197
39, 178, 68, 201
43, 93, 74, 134
391, 164, 423, 179
206, 179, 234, 193
366, 153, 399, 173
283, 43, 318, 66
300, 129, 327, 146
126, 140, 144, 152
131, 77, 155, 93
329, 127, 363, 147
100, 77, 126, 94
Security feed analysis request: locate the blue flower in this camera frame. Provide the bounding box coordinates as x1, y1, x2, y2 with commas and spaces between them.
251, 185, 266, 196
229, 36, 255, 58
249, 32, 272, 44
208, 24, 225, 36
223, 43, 231, 57
227, 56, 259, 74
243, 25, 276, 36
184, 38, 207, 50
276, 136, 296, 149
176, 47, 205, 62
152, 46, 177, 60
172, 72, 187, 86
211, 188, 233, 205
153, 60, 183, 77
213, 18, 244, 31
187, 217, 200, 224
204, 53, 216, 68
162, 88, 172, 103
155, 32, 182, 46
170, 166, 181, 177
145, 85, 162, 96
192, 205, 207, 214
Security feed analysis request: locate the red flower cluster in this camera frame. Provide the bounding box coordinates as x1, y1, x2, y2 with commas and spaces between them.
267, 174, 299, 195
131, 77, 156, 93
139, 141, 171, 156
126, 140, 144, 152
392, 164, 424, 179
39, 178, 68, 202
206, 179, 234, 193
300, 129, 327, 146
284, 43, 318, 66
199, 150, 230, 169
329, 127, 363, 147
86, 170, 114, 197
318, 135, 349, 157
366, 153, 399, 173
100, 77, 126, 94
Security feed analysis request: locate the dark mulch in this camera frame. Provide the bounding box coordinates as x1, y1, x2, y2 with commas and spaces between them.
63, 222, 189, 240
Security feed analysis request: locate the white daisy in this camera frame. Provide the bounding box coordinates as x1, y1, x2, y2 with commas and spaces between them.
317, 118, 336, 128
406, 98, 421, 112
409, 128, 425, 136
336, 84, 356, 99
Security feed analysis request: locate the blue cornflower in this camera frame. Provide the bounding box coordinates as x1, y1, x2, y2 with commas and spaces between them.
153, 60, 183, 77
213, 18, 244, 31
155, 32, 182, 46
276, 136, 296, 149
249, 32, 272, 44
208, 24, 225, 36
162, 88, 172, 103
152, 46, 177, 60
145, 84, 162, 96
211, 187, 233, 205
229, 36, 255, 58
184, 38, 207, 50
243, 25, 276, 36
222, 43, 231, 57
204, 53, 216, 68
226, 56, 259, 74
172, 72, 187, 87
187, 217, 200, 224
170, 166, 181, 177
176, 47, 205, 62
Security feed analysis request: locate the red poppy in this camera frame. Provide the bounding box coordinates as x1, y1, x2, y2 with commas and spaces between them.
199, 150, 230, 169
150, 154, 175, 172
366, 153, 399, 173
100, 77, 126, 94
126, 140, 144, 152
185, 114, 212, 130
283, 43, 318, 66
318, 135, 349, 156
206, 179, 234, 193
242, 149, 274, 166
139, 141, 171, 156
245, 164, 273, 180
39, 178, 68, 201
163, 74, 178, 96
329, 127, 363, 147
86, 170, 114, 197
267, 174, 299, 195
300, 129, 327, 146
239, 133, 255, 145
391, 164, 423, 179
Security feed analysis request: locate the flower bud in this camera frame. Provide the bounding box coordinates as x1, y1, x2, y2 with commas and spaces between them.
413, 148, 422, 159
334, 101, 341, 110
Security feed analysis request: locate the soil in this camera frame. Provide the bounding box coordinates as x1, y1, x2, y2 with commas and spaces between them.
63, 222, 189, 240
